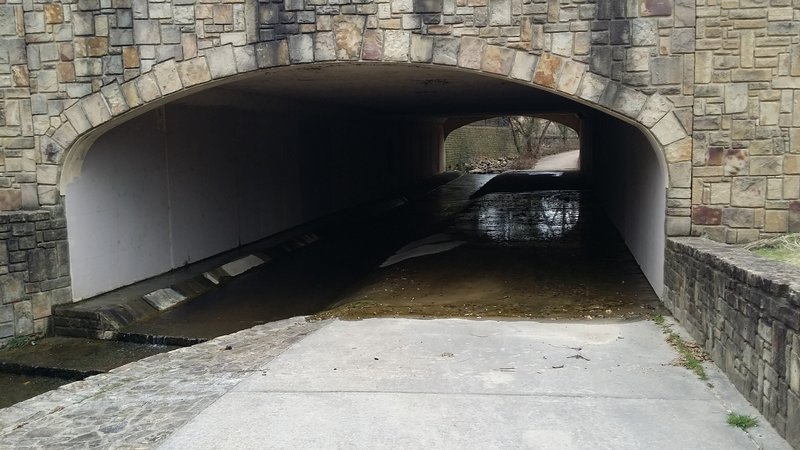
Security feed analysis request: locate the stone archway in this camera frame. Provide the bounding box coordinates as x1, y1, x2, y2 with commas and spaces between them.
52, 41, 686, 195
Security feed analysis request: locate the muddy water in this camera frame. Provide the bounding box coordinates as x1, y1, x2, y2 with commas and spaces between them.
314, 190, 664, 321
0, 374, 70, 409
0, 338, 177, 408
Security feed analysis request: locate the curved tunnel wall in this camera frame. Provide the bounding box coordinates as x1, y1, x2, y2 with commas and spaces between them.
65, 103, 442, 300
586, 112, 667, 297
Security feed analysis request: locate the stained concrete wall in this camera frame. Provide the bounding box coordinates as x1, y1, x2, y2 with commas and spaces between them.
65, 104, 442, 300
588, 114, 667, 297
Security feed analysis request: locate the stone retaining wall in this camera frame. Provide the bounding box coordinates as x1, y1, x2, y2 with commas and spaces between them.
0, 210, 71, 342
664, 236, 800, 447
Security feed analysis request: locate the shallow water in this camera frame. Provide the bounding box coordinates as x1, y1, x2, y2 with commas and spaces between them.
315, 189, 664, 321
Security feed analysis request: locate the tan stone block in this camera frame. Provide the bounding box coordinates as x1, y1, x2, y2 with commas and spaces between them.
790, 201, 800, 232
695, 51, 712, 83
213, 5, 234, 25
123, 47, 139, 69
665, 137, 692, 163
760, 101, 780, 126
573, 32, 590, 56
177, 58, 211, 87
100, 83, 130, 116
0, 189, 22, 211
409, 34, 433, 63
785, 175, 800, 199
153, 60, 183, 95
786, 155, 800, 174
254, 41, 289, 68
637, 93, 672, 128
43, 4, 63, 24
63, 104, 92, 134
233, 46, 257, 73
81, 93, 112, 127
532, 53, 563, 88
750, 155, 783, 176
575, 72, 607, 104
626, 47, 650, 72
52, 62, 73, 85
724, 83, 748, 114
710, 182, 731, 204
722, 207, 754, 228
384, 30, 410, 62
379, 19, 402, 30
334, 15, 365, 60
203, 45, 237, 78
669, 161, 692, 188
652, 112, 687, 146
37, 185, 58, 205
11, 65, 29, 87
666, 216, 691, 236
557, 60, 585, 95
736, 229, 760, 244
550, 32, 572, 57
764, 210, 788, 232
73, 38, 104, 58
120, 81, 142, 109
731, 177, 766, 207
314, 32, 336, 61
509, 51, 536, 81
182, 34, 198, 60
136, 72, 161, 102
361, 30, 384, 61
457, 36, 484, 69
31, 293, 51, 320
767, 178, 783, 200
481, 45, 514, 75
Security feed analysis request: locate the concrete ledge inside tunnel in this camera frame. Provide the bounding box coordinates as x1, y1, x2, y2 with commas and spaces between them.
62, 63, 668, 301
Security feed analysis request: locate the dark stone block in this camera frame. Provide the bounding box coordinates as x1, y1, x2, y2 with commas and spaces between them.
609, 20, 630, 45
589, 46, 612, 77
414, 0, 442, 13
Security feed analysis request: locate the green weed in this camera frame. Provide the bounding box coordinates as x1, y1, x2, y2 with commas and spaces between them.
727, 413, 758, 431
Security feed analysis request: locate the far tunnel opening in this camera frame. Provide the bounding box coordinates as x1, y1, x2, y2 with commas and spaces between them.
444, 115, 581, 174
61, 63, 668, 333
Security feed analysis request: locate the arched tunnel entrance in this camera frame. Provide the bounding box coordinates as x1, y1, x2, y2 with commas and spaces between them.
61, 63, 667, 306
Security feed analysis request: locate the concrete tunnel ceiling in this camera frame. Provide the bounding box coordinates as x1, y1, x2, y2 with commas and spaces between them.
173, 63, 594, 118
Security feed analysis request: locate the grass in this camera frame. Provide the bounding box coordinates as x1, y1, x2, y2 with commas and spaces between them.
652, 315, 709, 381
744, 233, 800, 267
727, 413, 758, 431
0, 335, 36, 350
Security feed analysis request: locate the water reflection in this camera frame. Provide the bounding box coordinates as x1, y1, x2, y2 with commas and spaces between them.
453, 191, 584, 245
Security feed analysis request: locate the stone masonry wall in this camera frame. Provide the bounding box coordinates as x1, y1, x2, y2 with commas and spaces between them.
0, 0, 765, 338
0, 209, 71, 342
664, 237, 800, 446
690, 1, 800, 243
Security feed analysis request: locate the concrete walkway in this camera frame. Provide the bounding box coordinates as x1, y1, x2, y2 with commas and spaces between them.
533, 150, 580, 172
0, 317, 791, 449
